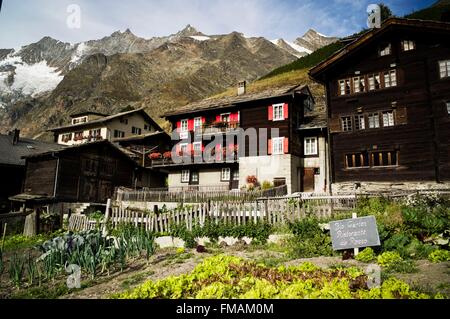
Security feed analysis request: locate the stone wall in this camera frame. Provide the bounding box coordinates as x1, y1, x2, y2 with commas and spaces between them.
332, 181, 450, 194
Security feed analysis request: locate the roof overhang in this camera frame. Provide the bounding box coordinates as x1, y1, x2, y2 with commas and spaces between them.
309, 18, 450, 83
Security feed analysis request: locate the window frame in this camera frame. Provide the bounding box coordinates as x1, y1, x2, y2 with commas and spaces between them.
304, 137, 318, 156
341, 116, 353, 132
371, 150, 399, 167
272, 137, 285, 155
180, 119, 189, 132
354, 114, 366, 130
379, 43, 391, 57
220, 113, 231, 123
401, 40, 415, 52
190, 171, 199, 184
194, 117, 202, 131
345, 152, 370, 169
221, 168, 231, 181
439, 60, 450, 79
192, 141, 202, 156
382, 111, 395, 127
272, 103, 285, 121
368, 113, 380, 129
181, 170, 190, 183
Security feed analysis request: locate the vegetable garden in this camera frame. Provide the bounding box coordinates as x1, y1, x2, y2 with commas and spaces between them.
0, 193, 449, 299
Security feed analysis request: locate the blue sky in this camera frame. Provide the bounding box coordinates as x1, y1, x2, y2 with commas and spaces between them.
0, 0, 436, 49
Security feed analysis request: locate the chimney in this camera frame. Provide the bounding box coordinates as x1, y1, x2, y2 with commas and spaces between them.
237, 81, 246, 96
11, 129, 20, 145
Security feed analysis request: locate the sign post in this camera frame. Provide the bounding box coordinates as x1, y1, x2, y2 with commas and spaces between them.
352, 213, 359, 256
329, 215, 380, 252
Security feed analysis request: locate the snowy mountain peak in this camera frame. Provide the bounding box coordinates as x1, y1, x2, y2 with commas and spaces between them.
175, 24, 203, 37
294, 28, 338, 53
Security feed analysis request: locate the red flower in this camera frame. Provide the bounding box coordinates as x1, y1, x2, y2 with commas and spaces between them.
163, 151, 172, 159
149, 152, 162, 160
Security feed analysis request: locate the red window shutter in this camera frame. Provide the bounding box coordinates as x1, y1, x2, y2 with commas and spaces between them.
216, 115, 221, 123
283, 103, 289, 119
268, 105, 273, 121
202, 117, 206, 124
176, 121, 181, 132
268, 139, 272, 155
284, 138, 289, 154
188, 119, 194, 131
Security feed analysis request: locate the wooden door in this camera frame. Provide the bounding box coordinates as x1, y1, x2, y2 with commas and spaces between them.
301, 168, 315, 192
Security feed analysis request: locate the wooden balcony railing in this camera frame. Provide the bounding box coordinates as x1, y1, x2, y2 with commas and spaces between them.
194, 121, 240, 135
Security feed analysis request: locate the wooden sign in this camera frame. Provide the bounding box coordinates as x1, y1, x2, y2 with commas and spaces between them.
329, 215, 380, 251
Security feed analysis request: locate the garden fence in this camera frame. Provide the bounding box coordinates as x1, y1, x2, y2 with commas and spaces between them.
68, 194, 356, 233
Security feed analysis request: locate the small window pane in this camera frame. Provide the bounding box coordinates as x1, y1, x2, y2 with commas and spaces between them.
368, 113, 380, 129
341, 116, 352, 132
304, 137, 317, 155
221, 168, 231, 181
355, 115, 365, 130
382, 111, 395, 127
181, 170, 190, 182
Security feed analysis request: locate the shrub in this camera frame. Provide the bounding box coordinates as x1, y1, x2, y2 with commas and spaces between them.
261, 181, 273, 191
377, 251, 403, 268
246, 175, 258, 186
288, 218, 334, 258
149, 153, 162, 160
385, 260, 418, 274
355, 248, 376, 263
428, 249, 450, 263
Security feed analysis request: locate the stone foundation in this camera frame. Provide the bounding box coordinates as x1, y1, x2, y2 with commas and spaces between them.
332, 181, 450, 194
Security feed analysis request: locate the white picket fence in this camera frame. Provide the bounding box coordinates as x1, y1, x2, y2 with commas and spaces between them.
68, 195, 356, 233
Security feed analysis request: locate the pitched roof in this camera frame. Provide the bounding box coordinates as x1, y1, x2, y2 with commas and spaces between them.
112, 131, 169, 143
48, 108, 163, 132
23, 140, 138, 166
309, 18, 450, 81
70, 111, 109, 118
163, 84, 310, 117
299, 99, 327, 130
0, 134, 65, 166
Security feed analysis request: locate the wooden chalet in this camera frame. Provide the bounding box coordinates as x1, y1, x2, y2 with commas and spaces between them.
151, 83, 329, 193
16, 140, 164, 204
309, 18, 450, 192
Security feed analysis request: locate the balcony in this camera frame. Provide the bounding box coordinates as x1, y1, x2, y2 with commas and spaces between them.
149, 148, 239, 167
194, 121, 240, 136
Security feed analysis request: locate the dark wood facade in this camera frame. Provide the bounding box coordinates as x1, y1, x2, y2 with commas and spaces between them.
310, 18, 450, 184
163, 85, 314, 161
23, 141, 137, 203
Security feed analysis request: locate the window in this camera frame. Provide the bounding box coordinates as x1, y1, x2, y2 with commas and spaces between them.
191, 171, 199, 183
353, 77, 365, 93
273, 103, 284, 120
272, 137, 284, 154
132, 127, 142, 135
372, 151, 398, 167
354, 114, 365, 130
74, 131, 84, 140
61, 133, 72, 143
194, 117, 202, 131
341, 116, 352, 132
232, 170, 239, 181
439, 60, 450, 78
72, 116, 87, 125
89, 128, 101, 136
193, 142, 202, 156
382, 111, 395, 127
353, 77, 360, 93
120, 118, 128, 125
221, 168, 231, 181
368, 73, 381, 91
114, 130, 125, 138
304, 137, 318, 156
401, 40, 415, 51
345, 152, 369, 168
384, 70, 397, 88
379, 43, 391, 56
180, 119, 189, 132
181, 170, 190, 183
368, 113, 380, 129
447, 101, 450, 114
339, 80, 346, 95
180, 143, 188, 155
221, 113, 230, 123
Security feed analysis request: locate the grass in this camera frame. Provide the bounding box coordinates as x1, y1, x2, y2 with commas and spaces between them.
2, 231, 64, 252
